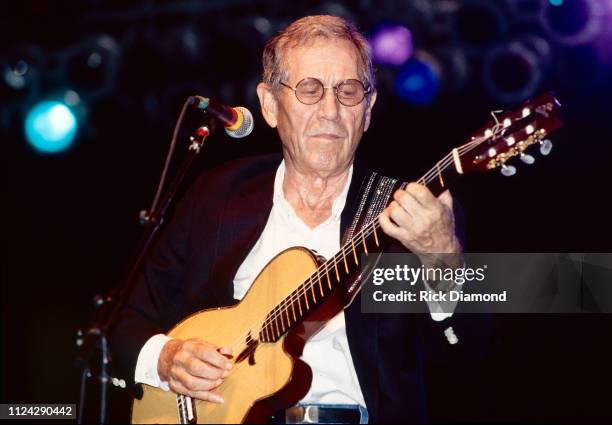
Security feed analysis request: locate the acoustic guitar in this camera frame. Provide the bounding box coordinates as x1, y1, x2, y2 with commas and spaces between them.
131, 93, 563, 423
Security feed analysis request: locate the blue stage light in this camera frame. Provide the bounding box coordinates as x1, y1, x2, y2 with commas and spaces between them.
549, 0, 563, 6
394, 58, 441, 106
24, 100, 78, 153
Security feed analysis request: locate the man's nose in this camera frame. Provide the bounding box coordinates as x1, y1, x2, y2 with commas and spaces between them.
317, 88, 340, 121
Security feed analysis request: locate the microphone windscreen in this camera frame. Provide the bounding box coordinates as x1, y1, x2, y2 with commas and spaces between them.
225, 107, 254, 139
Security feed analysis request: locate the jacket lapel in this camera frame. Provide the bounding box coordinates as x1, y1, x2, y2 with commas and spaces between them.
208, 158, 278, 305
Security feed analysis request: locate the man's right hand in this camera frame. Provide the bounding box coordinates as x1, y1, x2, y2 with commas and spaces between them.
157, 338, 233, 403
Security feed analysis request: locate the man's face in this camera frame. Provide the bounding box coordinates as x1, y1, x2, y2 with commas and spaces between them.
258, 38, 377, 176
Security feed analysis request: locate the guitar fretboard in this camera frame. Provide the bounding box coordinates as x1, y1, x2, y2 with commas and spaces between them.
258, 216, 386, 342
258, 158, 461, 343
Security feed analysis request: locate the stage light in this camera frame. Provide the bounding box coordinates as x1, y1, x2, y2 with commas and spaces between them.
253, 17, 272, 36
24, 99, 78, 154
3, 60, 28, 90
482, 42, 542, 105
1, 46, 44, 103
370, 24, 413, 66
66, 35, 119, 101
541, 0, 604, 45
451, 0, 509, 53
394, 55, 441, 106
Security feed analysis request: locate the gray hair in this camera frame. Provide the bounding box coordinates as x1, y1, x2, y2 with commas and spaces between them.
262, 15, 376, 93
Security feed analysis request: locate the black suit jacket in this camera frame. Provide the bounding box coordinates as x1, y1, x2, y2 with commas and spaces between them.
110, 153, 487, 423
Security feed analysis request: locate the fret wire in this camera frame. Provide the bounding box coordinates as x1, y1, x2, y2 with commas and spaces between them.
417, 140, 481, 187
361, 230, 368, 254
264, 323, 271, 342
332, 254, 341, 281
310, 276, 317, 302
269, 305, 277, 333
342, 247, 349, 273
326, 266, 332, 290
317, 270, 324, 297
351, 238, 359, 265
273, 315, 279, 339
290, 298, 297, 322
278, 305, 286, 331
436, 161, 444, 187
284, 301, 291, 326
373, 224, 380, 247
297, 291, 304, 316
418, 149, 459, 183
279, 310, 286, 333
304, 288, 310, 310
410, 153, 455, 190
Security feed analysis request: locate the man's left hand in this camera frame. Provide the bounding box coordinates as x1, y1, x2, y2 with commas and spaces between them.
379, 183, 462, 268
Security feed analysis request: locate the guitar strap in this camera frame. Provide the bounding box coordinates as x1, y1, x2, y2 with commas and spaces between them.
342, 171, 399, 246
341, 171, 401, 305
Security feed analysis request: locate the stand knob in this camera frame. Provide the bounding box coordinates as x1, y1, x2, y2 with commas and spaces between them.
444, 326, 459, 345
138, 210, 150, 225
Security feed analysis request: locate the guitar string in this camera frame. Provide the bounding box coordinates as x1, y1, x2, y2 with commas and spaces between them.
220, 137, 488, 356
222, 139, 484, 354
220, 137, 487, 355
190, 110, 557, 399
211, 110, 551, 385
219, 148, 462, 353
223, 106, 562, 393
219, 140, 484, 382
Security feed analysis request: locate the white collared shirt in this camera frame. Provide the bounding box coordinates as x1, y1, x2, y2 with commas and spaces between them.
134, 160, 454, 406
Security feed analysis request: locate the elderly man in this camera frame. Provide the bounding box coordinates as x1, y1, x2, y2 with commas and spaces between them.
111, 15, 467, 424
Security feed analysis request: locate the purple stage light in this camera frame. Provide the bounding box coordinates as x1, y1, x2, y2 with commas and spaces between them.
541, 0, 604, 46
370, 24, 413, 66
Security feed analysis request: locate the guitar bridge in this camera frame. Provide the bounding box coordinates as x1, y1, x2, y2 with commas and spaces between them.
176, 394, 197, 424
236, 331, 259, 365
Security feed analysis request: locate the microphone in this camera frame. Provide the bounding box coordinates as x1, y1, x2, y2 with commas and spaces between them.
188, 95, 254, 138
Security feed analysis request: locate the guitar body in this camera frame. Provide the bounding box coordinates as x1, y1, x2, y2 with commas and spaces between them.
131, 247, 318, 424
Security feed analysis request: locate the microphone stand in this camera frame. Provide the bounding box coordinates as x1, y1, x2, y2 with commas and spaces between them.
75, 108, 217, 424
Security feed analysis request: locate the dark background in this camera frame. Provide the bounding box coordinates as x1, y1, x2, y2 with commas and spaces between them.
2, 0, 612, 422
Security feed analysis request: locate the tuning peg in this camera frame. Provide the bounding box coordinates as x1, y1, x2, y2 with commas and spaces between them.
520, 153, 535, 164
501, 164, 517, 176
539, 139, 553, 156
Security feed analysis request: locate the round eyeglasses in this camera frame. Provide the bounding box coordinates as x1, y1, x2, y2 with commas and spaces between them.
280, 77, 371, 107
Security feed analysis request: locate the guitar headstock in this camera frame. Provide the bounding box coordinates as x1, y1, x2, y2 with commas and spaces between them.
456, 92, 563, 176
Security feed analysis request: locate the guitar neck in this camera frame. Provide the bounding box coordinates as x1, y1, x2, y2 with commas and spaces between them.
257, 156, 462, 343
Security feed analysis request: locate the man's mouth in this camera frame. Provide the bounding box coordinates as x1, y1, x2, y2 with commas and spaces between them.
310, 133, 343, 140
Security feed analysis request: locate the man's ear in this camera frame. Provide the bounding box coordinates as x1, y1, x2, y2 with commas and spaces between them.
257, 82, 278, 128
364, 90, 377, 132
